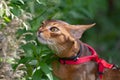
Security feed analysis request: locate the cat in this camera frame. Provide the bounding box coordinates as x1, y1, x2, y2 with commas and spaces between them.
37, 20, 120, 80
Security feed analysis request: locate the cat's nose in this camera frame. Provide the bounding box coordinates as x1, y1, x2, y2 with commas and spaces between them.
38, 30, 43, 35
37, 30, 42, 37
38, 30, 42, 34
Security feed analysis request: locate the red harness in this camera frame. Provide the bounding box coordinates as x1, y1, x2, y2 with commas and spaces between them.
59, 43, 114, 79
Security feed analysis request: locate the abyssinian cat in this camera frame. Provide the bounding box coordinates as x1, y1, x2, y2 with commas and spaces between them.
37, 20, 120, 80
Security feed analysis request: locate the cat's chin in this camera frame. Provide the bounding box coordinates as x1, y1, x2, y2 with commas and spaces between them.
38, 37, 47, 44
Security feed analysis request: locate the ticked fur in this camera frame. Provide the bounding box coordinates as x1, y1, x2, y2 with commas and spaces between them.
37, 20, 120, 80
37, 20, 98, 80
37, 20, 95, 58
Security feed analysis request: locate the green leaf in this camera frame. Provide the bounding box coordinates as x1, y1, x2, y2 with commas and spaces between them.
32, 67, 42, 80
40, 63, 53, 80
36, 0, 46, 5
29, 60, 38, 65
3, 16, 11, 22
19, 0, 24, 4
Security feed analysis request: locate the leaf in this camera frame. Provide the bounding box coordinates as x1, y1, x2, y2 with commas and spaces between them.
32, 67, 42, 80
23, 22, 29, 30
19, 0, 24, 4
0, 4, 4, 17
36, 0, 46, 5
29, 60, 38, 65
40, 63, 53, 80
3, 16, 11, 22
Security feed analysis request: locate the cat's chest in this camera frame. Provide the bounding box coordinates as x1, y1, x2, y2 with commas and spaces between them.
52, 61, 98, 80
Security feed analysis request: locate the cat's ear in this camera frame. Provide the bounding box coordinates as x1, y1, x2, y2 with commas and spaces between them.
69, 23, 95, 39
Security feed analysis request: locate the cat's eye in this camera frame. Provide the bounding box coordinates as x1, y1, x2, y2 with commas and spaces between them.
50, 27, 59, 32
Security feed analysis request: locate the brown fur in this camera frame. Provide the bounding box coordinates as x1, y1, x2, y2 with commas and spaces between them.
102, 69, 120, 80
37, 20, 120, 80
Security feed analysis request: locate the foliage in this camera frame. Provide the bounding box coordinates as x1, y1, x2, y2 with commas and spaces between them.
0, 0, 120, 80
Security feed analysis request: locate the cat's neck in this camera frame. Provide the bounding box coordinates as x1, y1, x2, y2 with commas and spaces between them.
54, 40, 91, 58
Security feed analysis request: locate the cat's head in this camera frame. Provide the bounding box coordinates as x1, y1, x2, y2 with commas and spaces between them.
37, 20, 95, 53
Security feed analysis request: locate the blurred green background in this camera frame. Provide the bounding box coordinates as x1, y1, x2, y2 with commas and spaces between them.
1, 0, 120, 80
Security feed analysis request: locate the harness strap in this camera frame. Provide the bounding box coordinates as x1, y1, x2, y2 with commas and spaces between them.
59, 43, 114, 79
96, 58, 114, 79
59, 43, 98, 64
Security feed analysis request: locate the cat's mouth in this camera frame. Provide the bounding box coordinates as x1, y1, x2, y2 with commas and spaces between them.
37, 33, 54, 45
